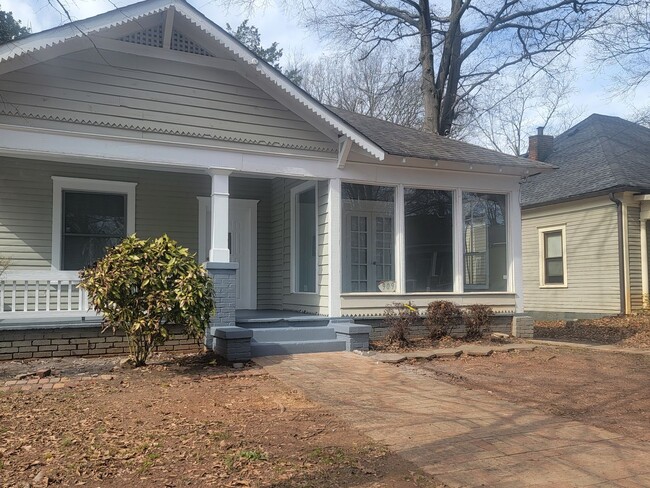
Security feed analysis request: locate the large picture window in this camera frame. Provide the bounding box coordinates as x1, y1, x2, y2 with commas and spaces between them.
292, 182, 317, 293
463, 192, 507, 292
405, 188, 453, 292
342, 183, 395, 293
52, 177, 136, 271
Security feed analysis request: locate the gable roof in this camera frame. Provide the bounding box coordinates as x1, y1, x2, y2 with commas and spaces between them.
0, 0, 551, 175
0, 0, 385, 160
331, 107, 552, 171
521, 114, 650, 208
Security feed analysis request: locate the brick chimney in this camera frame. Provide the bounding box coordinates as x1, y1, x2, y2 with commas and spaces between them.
528, 127, 554, 162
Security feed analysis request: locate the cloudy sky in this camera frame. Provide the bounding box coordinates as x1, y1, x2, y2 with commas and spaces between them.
4, 0, 649, 127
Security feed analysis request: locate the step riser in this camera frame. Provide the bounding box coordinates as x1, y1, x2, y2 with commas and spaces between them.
251, 327, 337, 342
250, 340, 347, 356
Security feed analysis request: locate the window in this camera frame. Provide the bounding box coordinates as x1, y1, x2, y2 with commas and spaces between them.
540, 226, 566, 286
291, 182, 317, 293
463, 192, 507, 291
342, 183, 395, 293
405, 188, 453, 292
52, 177, 136, 270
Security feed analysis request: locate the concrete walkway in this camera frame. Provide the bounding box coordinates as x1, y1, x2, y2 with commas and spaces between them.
255, 352, 650, 488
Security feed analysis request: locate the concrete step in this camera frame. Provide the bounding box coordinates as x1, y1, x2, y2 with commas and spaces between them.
250, 326, 337, 342
237, 317, 331, 328
250, 339, 347, 357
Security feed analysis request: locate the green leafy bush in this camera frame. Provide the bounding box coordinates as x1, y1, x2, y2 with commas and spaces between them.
79, 235, 214, 366
425, 301, 463, 339
464, 304, 493, 340
383, 301, 419, 347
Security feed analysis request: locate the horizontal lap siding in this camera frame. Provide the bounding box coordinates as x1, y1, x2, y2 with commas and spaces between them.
522, 198, 621, 314
627, 205, 643, 311
0, 157, 208, 268
270, 178, 329, 315
0, 49, 336, 153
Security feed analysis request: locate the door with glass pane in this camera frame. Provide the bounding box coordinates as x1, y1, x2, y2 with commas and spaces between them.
345, 212, 394, 292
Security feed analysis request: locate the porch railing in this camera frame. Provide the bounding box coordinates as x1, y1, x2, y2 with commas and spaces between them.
0, 271, 89, 315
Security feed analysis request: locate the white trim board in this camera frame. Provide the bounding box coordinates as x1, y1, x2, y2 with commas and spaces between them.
51, 176, 137, 270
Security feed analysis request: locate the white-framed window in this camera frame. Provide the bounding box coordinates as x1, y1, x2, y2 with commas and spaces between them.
291, 181, 318, 293
539, 225, 567, 287
51, 177, 136, 270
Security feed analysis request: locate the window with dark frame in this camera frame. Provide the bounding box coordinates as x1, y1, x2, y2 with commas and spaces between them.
62, 191, 127, 270
543, 230, 564, 284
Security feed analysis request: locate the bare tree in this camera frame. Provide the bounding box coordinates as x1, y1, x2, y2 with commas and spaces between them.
260, 0, 625, 136
469, 67, 583, 154
296, 49, 424, 128
593, 0, 650, 91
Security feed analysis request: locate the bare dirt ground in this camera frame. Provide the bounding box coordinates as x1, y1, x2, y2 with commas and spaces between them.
0, 354, 438, 488
535, 314, 650, 348
371, 334, 518, 352
410, 347, 650, 441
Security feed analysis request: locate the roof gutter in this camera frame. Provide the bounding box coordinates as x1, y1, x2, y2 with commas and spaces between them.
609, 192, 627, 314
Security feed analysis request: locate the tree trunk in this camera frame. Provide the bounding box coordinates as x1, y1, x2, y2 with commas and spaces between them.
419, 0, 440, 134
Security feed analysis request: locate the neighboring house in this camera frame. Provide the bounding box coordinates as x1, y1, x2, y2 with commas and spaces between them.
0, 0, 549, 359
522, 115, 650, 319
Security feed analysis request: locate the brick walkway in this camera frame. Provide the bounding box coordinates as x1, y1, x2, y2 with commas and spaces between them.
255, 352, 650, 487
1, 374, 115, 392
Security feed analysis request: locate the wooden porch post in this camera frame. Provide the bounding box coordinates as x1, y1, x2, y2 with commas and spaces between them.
208, 169, 231, 263
328, 178, 342, 317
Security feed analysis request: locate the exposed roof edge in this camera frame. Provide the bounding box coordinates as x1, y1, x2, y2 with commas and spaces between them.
0, 0, 385, 160
521, 186, 646, 210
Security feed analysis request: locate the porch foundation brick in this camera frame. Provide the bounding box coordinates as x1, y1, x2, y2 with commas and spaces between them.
512, 315, 535, 338
0, 324, 201, 360
330, 319, 371, 351
205, 261, 239, 351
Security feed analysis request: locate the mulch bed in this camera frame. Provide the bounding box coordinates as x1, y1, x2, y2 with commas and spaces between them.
535, 314, 650, 348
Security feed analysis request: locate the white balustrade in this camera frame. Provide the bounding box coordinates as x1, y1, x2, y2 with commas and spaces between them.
0, 271, 90, 315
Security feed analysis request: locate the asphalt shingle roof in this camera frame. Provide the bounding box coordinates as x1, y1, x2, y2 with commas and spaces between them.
521, 114, 650, 207
329, 107, 552, 171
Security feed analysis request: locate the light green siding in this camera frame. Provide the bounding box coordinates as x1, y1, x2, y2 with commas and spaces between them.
0, 49, 336, 155
522, 197, 622, 315
0, 157, 210, 269
627, 204, 643, 311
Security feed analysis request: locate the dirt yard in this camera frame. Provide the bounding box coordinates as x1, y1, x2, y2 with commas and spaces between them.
410, 347, 650, 441
535, 314, 650, 348
0, 354, 438, 488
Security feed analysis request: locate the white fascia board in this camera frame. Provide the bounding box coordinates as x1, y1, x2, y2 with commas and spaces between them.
0, 0, 385, 161
0, 124, 517, 192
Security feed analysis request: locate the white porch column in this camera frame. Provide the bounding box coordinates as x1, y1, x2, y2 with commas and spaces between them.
328, 178, 342, 317
509, 186, 524, 314
208, 169, 231, 263
395, 184, 406, 294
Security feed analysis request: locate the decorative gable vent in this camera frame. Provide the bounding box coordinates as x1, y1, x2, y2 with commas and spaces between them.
171, 30, 213, 57
119, 25, 163, 48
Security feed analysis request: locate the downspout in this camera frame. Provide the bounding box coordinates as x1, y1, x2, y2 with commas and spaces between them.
609, 193, 627, 314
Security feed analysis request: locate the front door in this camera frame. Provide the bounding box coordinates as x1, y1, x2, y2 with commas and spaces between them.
198, 198, 258, 310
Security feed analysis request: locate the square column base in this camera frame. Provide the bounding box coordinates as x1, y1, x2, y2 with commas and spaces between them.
205, 262, 239, 350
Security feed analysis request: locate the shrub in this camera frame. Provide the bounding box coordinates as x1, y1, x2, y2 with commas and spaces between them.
79, 235, 214, 366
383, 301, 419, 347
464, 304, 493, 340
424, 301, 463, 339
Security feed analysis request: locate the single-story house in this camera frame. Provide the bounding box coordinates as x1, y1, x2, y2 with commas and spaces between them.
0, 0, 550, 360
522, 115, 650, 319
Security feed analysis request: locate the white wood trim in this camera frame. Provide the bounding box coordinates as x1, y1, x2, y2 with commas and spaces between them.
208, 170, 231, 263
509, 189, 523, 312
395, 184, 406, 295
641, 218, 649, 308
51, 176, 136, 271
337, 136, 352, 169
453, 189, 464, 294
537, 224, 568, 289
622, 203, 632, 313
162, 7, 175, 49
290, 181, 319, 294
328, 178, 342, 316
